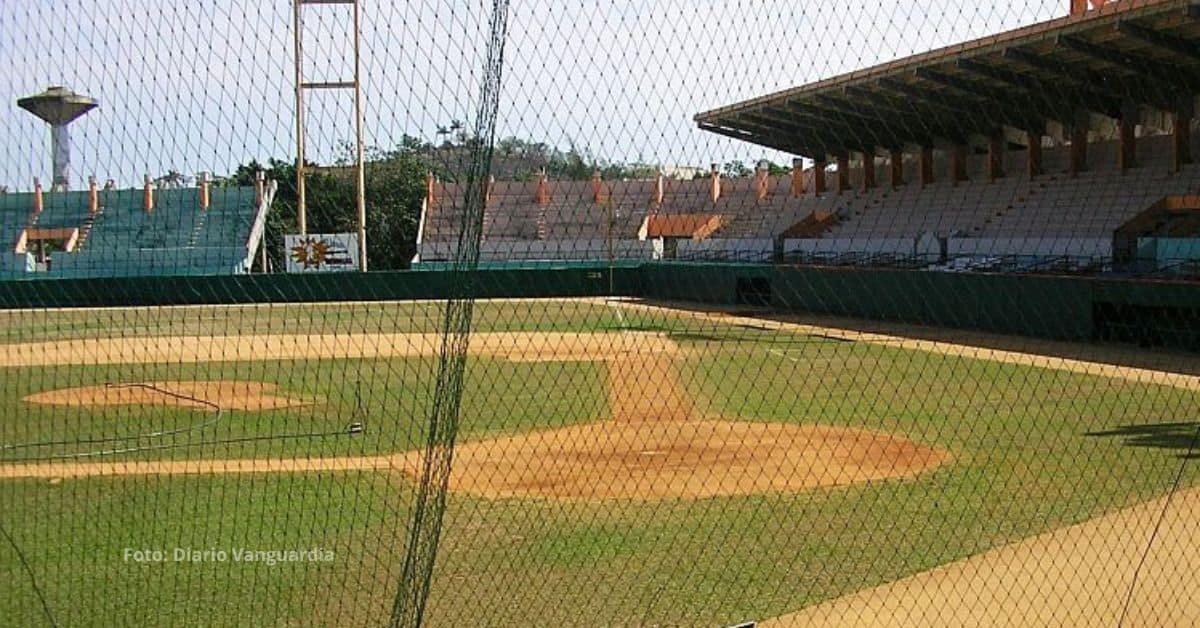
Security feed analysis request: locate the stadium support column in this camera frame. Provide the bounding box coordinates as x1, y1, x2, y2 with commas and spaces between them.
1119, 100, 1138, 172
987, 132, 1005, 183
919, 145, 934, 187
861, 150, 876, 191
889, 149, 904, 188
1027, 129, 1043, 179
949, 144, 967, 185
1069, 111, 1089, 177
1173, 96, 1193, 173
813, 158, 827, 196
835, 154, 849, 194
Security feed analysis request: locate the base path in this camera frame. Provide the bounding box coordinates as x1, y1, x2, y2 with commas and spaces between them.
0, 331, 677, 368
766, 486, 1200, 627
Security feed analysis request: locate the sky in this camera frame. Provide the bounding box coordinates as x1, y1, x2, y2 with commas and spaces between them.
0, 0, 1067, 190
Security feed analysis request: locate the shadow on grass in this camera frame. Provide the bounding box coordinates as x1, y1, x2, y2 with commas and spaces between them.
1086, 422, 1200, 458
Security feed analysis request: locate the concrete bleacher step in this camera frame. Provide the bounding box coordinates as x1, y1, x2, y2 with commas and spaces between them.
186, 211, 208, 248
75, 210, 101, 250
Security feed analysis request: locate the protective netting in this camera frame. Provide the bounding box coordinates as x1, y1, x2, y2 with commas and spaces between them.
3, 0, 1200, 626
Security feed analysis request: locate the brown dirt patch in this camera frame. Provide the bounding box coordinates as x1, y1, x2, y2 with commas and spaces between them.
23, 381, 308, 412
398, 419, 948, 500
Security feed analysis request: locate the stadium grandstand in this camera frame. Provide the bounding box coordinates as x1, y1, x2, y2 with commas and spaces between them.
0, 180, 274, 279
3, 85, 275, 280
416, 0, 1200, 279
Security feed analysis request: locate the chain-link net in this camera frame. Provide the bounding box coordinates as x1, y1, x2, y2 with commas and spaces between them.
3, 0, 1200, 626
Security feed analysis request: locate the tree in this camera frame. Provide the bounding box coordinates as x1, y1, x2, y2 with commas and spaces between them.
722, 160, 752, 178
228, 144, 426, 272
155, 170, 189, 188
762, 160, 790, 176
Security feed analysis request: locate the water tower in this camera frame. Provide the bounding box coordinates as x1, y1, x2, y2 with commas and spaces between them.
17, 86, 98, 191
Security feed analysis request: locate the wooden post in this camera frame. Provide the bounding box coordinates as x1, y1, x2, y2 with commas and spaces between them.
987, 132, 1005, 183
949, 144, 968, 185
791, 157, 805, 198
890, 149, 904, 187
709, 164, 721, 202
1174, 97, 1193, 173
1027, 130, 1044, 178
143, 174, 154, 213
920, 146, 934, 186
835, 154, 849, 194
813, 159, 827, 196
32, 177, 43, 215
1070, 111, 1089, 177
1119, 100, 1138, 172
755, 161, 769, 201
591, 170, 604, 203
254, 171, 265, 206
198, 172, 210, 210
88, 176, 99, 215
861, 150, 876, 191
535, 168, 550, 205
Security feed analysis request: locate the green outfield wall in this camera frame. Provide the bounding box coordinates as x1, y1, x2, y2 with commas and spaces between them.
0, 262, 1196, 350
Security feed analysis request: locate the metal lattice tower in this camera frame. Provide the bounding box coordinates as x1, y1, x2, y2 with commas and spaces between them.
292, 0, 368, 270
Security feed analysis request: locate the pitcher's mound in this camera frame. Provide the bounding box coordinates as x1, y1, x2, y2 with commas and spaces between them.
24, 381, 308, 412
408, 419, 949, 500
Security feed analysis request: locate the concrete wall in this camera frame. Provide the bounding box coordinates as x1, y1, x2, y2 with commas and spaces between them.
784, 238, 917, 256
676, 238, 773, 261
419, 239, 655, 262
948, 237, 1112, 259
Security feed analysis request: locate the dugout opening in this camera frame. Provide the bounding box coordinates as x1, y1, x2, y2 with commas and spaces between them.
735, 276, 772, 306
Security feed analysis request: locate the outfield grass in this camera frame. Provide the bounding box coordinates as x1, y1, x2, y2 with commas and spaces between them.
0, 299, 634, 343
2, 299, 1198, 626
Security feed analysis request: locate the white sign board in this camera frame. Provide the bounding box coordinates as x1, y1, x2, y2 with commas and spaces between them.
284, 233, 360, 272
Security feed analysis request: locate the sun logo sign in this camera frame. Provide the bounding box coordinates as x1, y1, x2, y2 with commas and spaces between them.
289, 237, 332, 269
285, 234, 358, 272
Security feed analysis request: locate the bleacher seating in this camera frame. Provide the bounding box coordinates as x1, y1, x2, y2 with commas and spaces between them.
414, 131, 1200, 272
0, 184, 271, 279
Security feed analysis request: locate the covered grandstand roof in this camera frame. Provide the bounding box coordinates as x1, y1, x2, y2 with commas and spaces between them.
695, 0, 1200, 158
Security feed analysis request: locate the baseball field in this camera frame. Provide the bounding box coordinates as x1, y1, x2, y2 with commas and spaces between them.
0, 297, 1197, 626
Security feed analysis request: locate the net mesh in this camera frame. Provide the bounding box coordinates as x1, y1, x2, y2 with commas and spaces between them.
3, 0, 1200, 626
